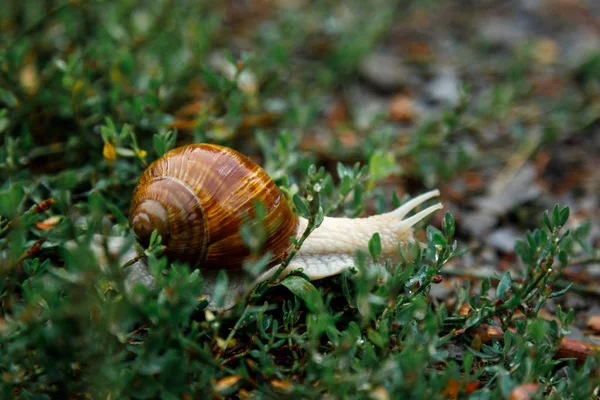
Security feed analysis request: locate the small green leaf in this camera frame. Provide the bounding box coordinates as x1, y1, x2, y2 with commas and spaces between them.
527, 319, 546, 343
339, 175, 353, 196
314, 207, 324, 227
0, 88, 18, 107
280, 275, 323, 312
368, 232, 382, 261
565, 308, 575, 325
556, 305, 565, 322
0, 184, 24, 218
149, 229, 159, 247
336, 162, 347, 179
153, 134, 166, 156
559, 206, 570, 227
107, 203, 129, 225
480, 277, 491, 297
428, 226, 447, 247
367, 329, 385, 349
558, 249, 569, 265
292, 194, 310, 218
201, 67, 223, 91
498, 368, 516, 398
542, 210, 552, 231
551, 204, 561, 227
496, 271, 512, 301
442, 212, 455, 238
549, 283, 573, 299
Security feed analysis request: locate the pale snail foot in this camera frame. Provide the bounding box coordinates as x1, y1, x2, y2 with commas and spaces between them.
75, 236, 360, 311
125, 258, 246, 311
66, 235, 244, 310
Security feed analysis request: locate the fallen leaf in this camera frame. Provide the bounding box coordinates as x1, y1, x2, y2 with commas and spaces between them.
175, 100, 205, 119
19, 60, 39, 95
271, 380, 292, 391
464, 381, 480, 394
168, 120, 199, 130
587, 315, 600, 332
370, 386, 390, 400
443, 378, 460, 399
238, 112, 281, 132
389, 94, 416, 122
326, 98, 349, 128
406, 41, 435, 62
509, 383, 539, 400
215, 375, 242, 393
35, 216, 61, 230
458, 303, 472, 317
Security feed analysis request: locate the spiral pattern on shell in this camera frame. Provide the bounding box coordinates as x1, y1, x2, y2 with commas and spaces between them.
129, 144, 299, 269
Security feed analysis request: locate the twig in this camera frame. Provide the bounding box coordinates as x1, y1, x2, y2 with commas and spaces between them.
215, 305, 250, 361
569, 253, 600, 266
0, 198, 55, 240
121, 253, 147, 270
1, 237, 47, 275
266, 219, 318, 286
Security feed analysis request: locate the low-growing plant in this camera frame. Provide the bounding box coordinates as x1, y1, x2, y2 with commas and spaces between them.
2, 1, 600, 399
1, 150, 598, 398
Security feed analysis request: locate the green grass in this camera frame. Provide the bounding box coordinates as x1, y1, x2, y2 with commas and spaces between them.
1, 1, 600, 399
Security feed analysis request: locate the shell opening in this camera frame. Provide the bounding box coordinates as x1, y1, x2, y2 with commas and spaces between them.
131, 200, 170, 247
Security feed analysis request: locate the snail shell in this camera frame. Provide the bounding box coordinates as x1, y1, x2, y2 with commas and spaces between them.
129, 144, 298, 269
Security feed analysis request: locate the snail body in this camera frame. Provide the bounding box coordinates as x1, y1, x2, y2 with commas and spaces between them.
126, 143, 442, 308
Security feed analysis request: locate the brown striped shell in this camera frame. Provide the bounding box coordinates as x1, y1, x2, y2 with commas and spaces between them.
129, 144, 299, 270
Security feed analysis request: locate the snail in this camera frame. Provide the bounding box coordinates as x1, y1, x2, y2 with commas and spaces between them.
120, 143, 443, 309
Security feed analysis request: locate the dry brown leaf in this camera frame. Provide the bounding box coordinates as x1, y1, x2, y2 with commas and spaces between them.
19, 61, 39, 95
326, 98, 349, 129
168, 120, 200, 130
175, 100, 205, 119
389, 94, 416, 123
458, 303, 472, 317
215, 375, 243, 392
405, 41, 435, 62
238, 112, 281, 131
443, 378, 460, 399
35, 216, 61, 230
587, 315, 600, 332
238, 389, 253, 400
464, 381, 480, 394
271, 379, 292, 391
509, 383, 539, 400
370, 386, 390, 400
